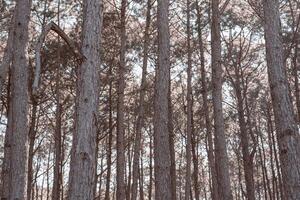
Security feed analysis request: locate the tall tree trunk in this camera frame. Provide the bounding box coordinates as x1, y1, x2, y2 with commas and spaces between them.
233, 70, 255, 200
169, 85, 177, 200
52, 2, 62, 199
67, 0, 102, 199
105, 65, 114, 200
131, 0, 151, 199
263, 0, 300, 199
196, 2, 219, 199
185, 0, 192, 198
116, 0, 127, 199
154, 0, 172, 198
191, 101, 200, 200
148, 129, 153, 200
1, 0, 31, 199
211, 0, 233, 199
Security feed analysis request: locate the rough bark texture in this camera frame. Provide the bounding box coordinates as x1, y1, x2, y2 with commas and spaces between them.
131, 0, 151, 199
263, 0, 300, 199
211, 0, 233, 199
116, 0, 127, 199
67, 0, 102, 199
1, 0, 31, 199
154, 0, 172, 198
185, 0, 192, 198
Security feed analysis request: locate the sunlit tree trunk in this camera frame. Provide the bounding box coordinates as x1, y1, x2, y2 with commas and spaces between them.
263, 0, 300, 199
67, 0, 102, 198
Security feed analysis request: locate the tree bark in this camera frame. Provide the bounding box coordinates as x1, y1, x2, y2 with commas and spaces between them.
67, 0, 102, 199
1, 0, 31, 199
185, 0, 192, 198
154, 0, 172, 198
263, 0, 300, 199
211, 0, 233, 199
116, 0, 127, 199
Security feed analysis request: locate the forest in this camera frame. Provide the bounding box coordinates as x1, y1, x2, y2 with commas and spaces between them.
0, 0, 300, 199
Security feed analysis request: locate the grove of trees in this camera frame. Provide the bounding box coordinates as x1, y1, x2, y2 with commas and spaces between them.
0, 0, 300, 199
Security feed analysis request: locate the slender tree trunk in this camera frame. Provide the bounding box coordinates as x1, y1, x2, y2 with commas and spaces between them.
185, 0, 192, 198
148, 130, 153, 200
211, 0, 233, 199
67, 0, 102, 199
263, 0, 300, 199
154, 0, 172, 198
52, 2, 63, 199
98, 154, 104, 199
139, 154, 145, 200
233, 71, 255, 200
131, 1, 151, 199
116, 0, 127, 199
196, 2, 219, 199
27, 101, 38, 200
191, 104, 200, 200
126, 135, 132, 200
169, 86, 177, 200
105, 65, 114, 200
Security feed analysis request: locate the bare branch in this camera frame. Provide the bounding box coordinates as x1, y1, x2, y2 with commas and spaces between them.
32, 22, 85, 96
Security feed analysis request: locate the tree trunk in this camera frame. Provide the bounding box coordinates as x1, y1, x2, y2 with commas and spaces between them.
191, 101, 200, 200
263, 0, 300, 199
154, 0, 172, 198
27, 101, 38, 200
1, 0, 31, 199
196, 2, 219, 199
185, 0, 192, 198
67, 0, 102, 199
169, 85, 177, 200
211, 0, 233, 199
105, 65, 114, 200
233, 69, 255, 200
131, 0, 151, 199
148, 130, 153, 200
116, 0, 127, 199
